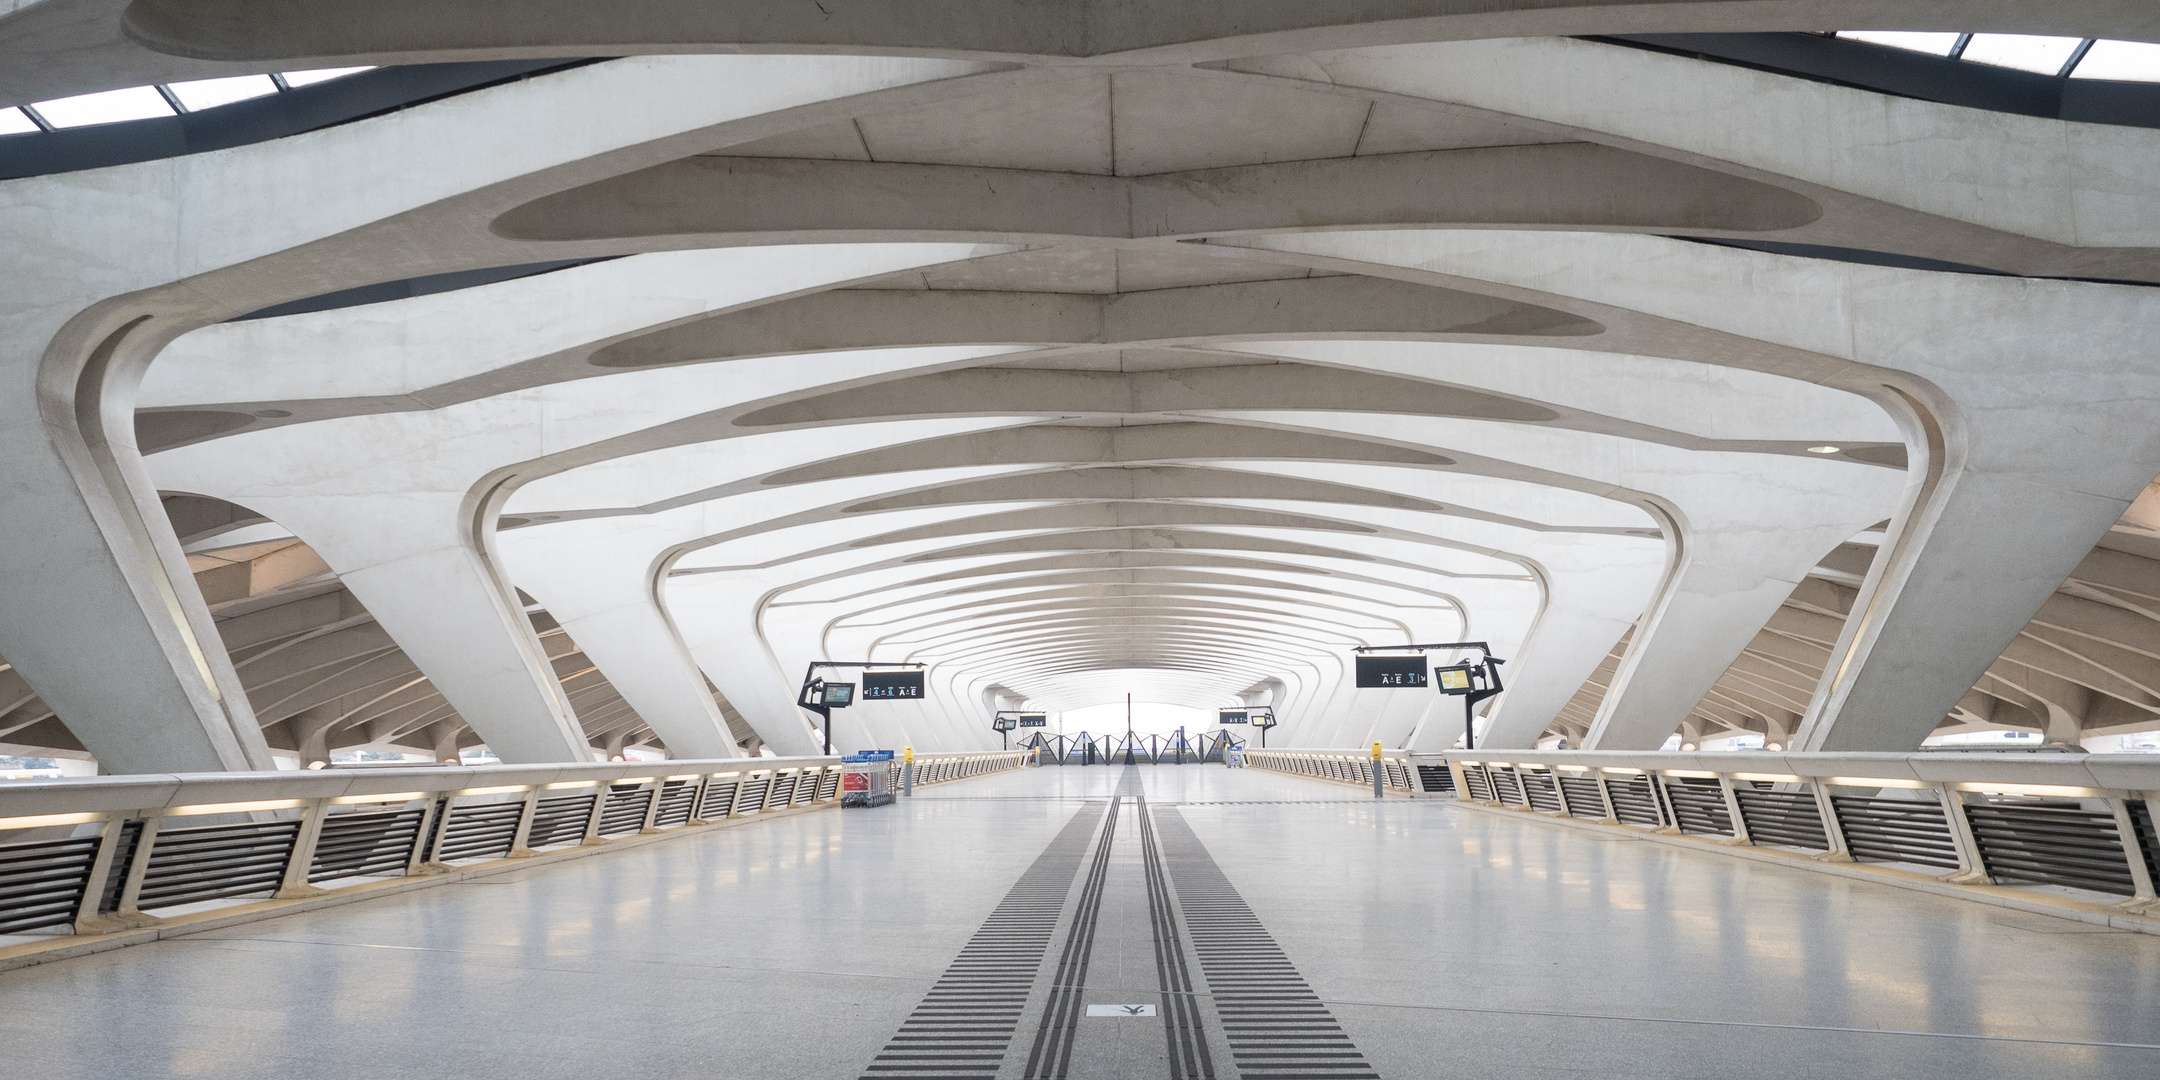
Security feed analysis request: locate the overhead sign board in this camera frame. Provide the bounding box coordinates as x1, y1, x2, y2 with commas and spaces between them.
1218, 710, 1249, 725
1018, 714, 1047, 728
1356, 654, 1428, 688
862, 670, 925, 700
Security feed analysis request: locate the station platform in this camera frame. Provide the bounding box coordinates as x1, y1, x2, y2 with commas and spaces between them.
1, 765, 2155, 1079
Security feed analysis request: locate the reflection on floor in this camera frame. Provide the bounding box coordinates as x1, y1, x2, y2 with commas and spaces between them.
1, 766, 2156, 1079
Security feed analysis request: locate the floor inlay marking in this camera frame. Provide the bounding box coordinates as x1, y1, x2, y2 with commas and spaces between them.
1155, 809, 1382, 1080
1019, 795, 1122, 1079
859, 801, 1110, 1080
1137, 796, 1217, 1079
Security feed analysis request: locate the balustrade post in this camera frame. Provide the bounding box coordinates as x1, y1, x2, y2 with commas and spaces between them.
1810, 780, 1854, 862
72, 815, 132, 933
1935, 784, 1991, 884
581, 783, 610, 845
1717, 776, 1752, 846
275, 798, 332, 898
506, 787, 545, 857
407, 796, 446, 875
639, 779, 666, 834
2106, 797, 2156, 905
113, 816, 162, 917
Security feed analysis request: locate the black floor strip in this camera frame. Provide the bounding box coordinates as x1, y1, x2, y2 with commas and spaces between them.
859, 801, 1110, 1080
1155, 808, 1381, 1080
1137, 796, 1217, 1079
1019, 794, 1122, 1079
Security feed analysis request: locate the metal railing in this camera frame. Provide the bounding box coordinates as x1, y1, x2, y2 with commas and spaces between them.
1242, 749, 1418, 793
0, 750, 1028, 940
1026, 731, 1243, 765
1245, 746, 2160, 912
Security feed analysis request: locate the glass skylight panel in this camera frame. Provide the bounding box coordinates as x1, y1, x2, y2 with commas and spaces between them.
31, 85, 175, 127
280, 66, 375, 88
0, 106, 38, 135
1960, 34, 2085, 74
166, 74, 279, 111
2070, 38, 2160, 81
1835, 31, 1962, 56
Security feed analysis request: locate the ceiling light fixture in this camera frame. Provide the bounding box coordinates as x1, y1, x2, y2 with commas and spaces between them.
1806, 445, 1841, 454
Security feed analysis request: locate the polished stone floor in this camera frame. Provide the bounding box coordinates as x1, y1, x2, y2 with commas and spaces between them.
2, 765, 2156, 1078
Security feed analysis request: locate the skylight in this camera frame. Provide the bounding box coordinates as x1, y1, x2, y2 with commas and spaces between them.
1832, 31, 2160, 83
1, 66, 377, 137
1960, 34, 2085, 75
2071, 39, 2160, 82
31, 85, 174, 128
1836, 31, 1961, 56
167, 74, 280, 111
280, 67, 374, 88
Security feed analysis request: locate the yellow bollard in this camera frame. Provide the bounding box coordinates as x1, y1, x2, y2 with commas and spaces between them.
1371, 742, 1385, 799
902, 745, 915, 797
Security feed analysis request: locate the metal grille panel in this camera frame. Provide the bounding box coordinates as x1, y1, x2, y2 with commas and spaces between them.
733, 775, 771, 814
2130, 800, 2160, 888
138, 819, 300, 909
653, 780, 697, 827
1663, 781, 1733, 837
1830, 796, 1960, 869
698, 780, 739, 820
1558, 775, 1606, 818
436, 801, 522, 862
1966, 801, 2138, 896
1734, 788, 1829, 850
1521, 768, 1564, 813
310, 809, 423, 882
1463, 764, 1495, 802
1491, 767, 1526, 806
1607, 775, 1662, 826
1416, 765, 1456, 794
0, 835, 98, 934
816, 768, 842, 801
599, 785, 653, 836
526, 793, 596, 849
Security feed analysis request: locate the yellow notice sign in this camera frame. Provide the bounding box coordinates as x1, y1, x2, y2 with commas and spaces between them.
1437, 667, 1473, 690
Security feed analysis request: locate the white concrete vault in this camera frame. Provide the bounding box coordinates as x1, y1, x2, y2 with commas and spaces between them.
7, 6, 2160, 776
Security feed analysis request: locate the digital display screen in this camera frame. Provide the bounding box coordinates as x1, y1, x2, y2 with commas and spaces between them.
993, 716, 1016, 731
1249, 711, 1276, 728
1219, 710, 1249, 724
820, 682, 856, 706
1356, 655, 1428, 688
862, 671, 925, 699
1018, 714, 1047, 728
1434, 664, 1478, 695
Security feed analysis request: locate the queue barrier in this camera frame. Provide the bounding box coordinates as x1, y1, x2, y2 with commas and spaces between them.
1246, 746, 2160, 916
0, 750, 1029, 941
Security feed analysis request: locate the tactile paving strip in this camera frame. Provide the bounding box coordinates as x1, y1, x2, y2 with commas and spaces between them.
1155, 808, 1381, 1080
858, 800, 1110, 1080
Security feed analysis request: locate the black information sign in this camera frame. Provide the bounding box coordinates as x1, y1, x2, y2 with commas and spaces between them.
1218, 710, 1249, 725
1018, 714, 1047, 728
993, 716, 1017, 732
1356, 654, 1428, 688
862, 670, 925, 700
820, 682, 856, 706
